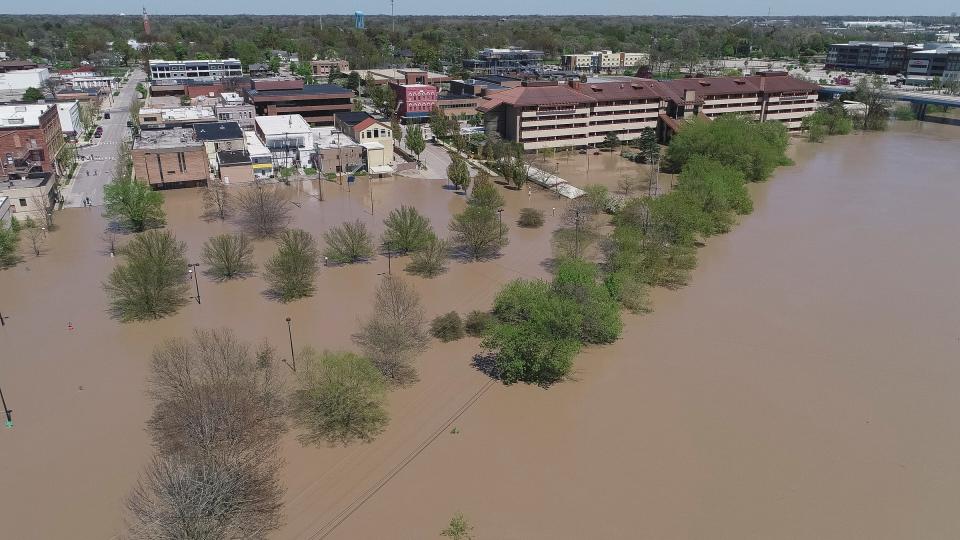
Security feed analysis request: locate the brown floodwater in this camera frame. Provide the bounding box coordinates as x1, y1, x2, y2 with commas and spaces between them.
1, 121, 959, 539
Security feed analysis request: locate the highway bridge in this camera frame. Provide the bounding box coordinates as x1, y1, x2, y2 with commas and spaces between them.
820, 85, 960, 118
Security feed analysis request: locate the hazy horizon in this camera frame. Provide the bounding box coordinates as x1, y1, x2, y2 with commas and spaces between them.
1, 1, 955, 18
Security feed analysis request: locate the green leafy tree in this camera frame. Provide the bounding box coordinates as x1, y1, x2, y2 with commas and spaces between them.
449, 206, 508, 260
467, 171, 504, 209
0, 222, 22, 269
429, 106, 449, 139
103, 179, 166, 232
405, 125, 426, 166
381, 205, 434, 254
430, 312, 465, 342
103, 230, 189, 321
675, 156, 752, 235
638, 127, 659, 163
464, 310, 494, 337
289, 349, 389, 446
664, 115, 790, 182
602, 132, 620, 149
21, 87, 43, 102
446, 155, 470, 191
323, 219, 375, 264
264, 229, 320, 302
390, 116, 402, 141
405, 234, 450, 278
201, 233, 255, 280
441, 513, 474, 540
850, 76, 892, 131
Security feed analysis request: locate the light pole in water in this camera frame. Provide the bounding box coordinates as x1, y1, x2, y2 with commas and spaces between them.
497, 208, 504, 243
187, 263, 201, 304
0, 310, 8, 326
0, 384, 12, 429
285, 317, 296, 372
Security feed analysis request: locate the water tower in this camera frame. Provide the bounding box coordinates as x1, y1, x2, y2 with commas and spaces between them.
355, 11, 365, 30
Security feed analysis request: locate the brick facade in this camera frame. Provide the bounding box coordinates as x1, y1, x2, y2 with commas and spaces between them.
0, 105, 65, 178
132, 145, 209, 189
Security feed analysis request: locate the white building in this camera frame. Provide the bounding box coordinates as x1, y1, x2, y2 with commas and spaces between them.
0, 68, 50, 92
70, 76, 114, 90
148, 59, 243, 83
562, 51, 650, 73
253, 115, 314, 169
56, 101, 81, 137
244, 131, 274, 179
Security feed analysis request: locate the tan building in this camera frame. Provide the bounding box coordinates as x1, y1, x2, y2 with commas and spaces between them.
311, 59, 350, 78
132, 127, 209, 189
0, 172, 57, 220
333, 112, 395, 174
562, 51, 651, 73
138, 106, 216, 128
217, 149, 255, 185
479, 73, 820, 151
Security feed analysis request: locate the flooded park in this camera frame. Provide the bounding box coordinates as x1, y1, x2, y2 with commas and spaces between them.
1, 121, 960, 539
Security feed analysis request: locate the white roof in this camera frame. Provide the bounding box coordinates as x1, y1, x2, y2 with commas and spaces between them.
0, 103, 51, 128
256, 114, 311, 136
360, 141, 385, 150
244, 131, 271, 158
219, 92, 243, 104
140, 106, 215, 122
312, 127, 360, 149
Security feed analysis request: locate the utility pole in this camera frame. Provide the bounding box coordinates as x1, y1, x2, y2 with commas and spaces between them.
285, 317, 296, 372
187, 263, 201, 304
1, 384, 12, 428
574, 209, 581, 257
391, 0, 396, 32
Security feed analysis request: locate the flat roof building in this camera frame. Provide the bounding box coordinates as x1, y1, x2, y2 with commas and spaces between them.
0, 103, 66, 179
254, 114, 314, 168
352, 68, 450, 86
464, 47, 544, 75
138, 106, 216, 128
149, 59, 243, 83
132, 127, 209, 189
826, 42, 909, 74
246, 79, 353, 126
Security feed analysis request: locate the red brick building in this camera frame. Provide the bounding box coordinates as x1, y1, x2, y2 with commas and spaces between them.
390, 83, 438, 123
0, 104, 66, 179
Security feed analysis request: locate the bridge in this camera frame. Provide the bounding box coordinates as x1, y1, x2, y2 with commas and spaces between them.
819, 85, 960, 119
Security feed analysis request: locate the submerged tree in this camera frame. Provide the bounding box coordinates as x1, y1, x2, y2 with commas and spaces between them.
288, 349, 389, 446
324, 219, 375, 263
381, 205, 434, 254
103, 178, 166, 232
0, 221, 22, 269
103, 230, 189, 321
235, 182, 291, 238
467, 171, 504, 210
263, 229, 321, 302
201, 177, 233, 220
449, 205, 508, 260
352, 275, 429, 385
405, 234, 450, 278
201, 233, 255, 280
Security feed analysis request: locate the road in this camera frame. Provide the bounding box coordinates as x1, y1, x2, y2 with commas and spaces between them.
62, 68, 146, 208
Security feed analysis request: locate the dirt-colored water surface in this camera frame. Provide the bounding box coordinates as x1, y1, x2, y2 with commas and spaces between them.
1, 121, 959, 539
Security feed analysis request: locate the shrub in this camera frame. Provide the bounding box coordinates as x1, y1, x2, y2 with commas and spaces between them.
517, 207, 544, 228
406, 235, 450, 277
0, 222, 22, 269
323, 219, 375, 263
201, 233, 255, 280
263, 229, 320, 302
288, 349, 389, 446
103, 230, 189, 321
464, 310, 494, 337
430, 312, 465, 342
893, 104, 916, 121
665, 115, 790, 182
381, 206, 434, 254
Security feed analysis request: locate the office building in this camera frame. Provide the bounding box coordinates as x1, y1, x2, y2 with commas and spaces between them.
246, 79, 353, 126
311, 59, 350, 78
55, 101, 82, 139
562, 51, 651, 73
390, 83, 438, 123
214, 92, 256, 129
148, 59, 244, 83
463, 47, 544, 74
253, 114, 314, 168
826, 42, 909, 74
333, 111, 395, 174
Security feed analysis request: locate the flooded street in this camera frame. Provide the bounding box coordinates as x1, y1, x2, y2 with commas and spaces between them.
2, 121, 960, 539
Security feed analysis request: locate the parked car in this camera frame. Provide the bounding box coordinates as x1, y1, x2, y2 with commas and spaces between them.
94, 127, 103, 138
126, 120, 133, 128
104, 112, 111, 119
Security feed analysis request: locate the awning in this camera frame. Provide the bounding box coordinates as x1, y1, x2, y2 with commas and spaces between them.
252, 163, 273, 170
369, 165, 395, 174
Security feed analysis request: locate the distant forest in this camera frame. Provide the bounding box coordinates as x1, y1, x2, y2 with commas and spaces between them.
0, 15, 952, 71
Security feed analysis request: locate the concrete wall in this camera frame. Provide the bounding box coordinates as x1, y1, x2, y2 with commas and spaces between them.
219, 163, 255, 185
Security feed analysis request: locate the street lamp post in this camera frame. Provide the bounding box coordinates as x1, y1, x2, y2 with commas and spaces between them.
187, 263, 201, 304
0, 384, 12, 429
285, 317, 296, 372
574, 209, 581, 258
497, 208, 504, 242
387, 250, 392, 275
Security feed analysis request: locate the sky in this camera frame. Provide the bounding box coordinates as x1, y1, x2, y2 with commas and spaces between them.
3, 1, 956, 17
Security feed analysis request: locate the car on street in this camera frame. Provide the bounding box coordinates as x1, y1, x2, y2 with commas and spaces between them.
94, 126, 103, 138
104, 112, 111, 119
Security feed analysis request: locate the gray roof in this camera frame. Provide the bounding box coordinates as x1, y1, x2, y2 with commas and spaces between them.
194, 121, 244, 141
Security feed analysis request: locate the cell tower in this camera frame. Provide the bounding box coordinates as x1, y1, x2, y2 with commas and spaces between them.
143, 7, 151, 36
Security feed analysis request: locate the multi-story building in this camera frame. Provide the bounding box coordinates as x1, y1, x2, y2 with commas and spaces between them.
562, 51, 651, 73
148, 59, 243, 83
0, 172, 57, 219
194, 121, 245, 170
311, 127, 364, 175
905, 44, 960, 78
478, 72, 819, 151
826, 42, 909, 74
333, 111, 395, 174
390, 83, 438, 123
138, 106, 216, 128
214, 92, 256, 129
311, 59, 350, 78
352, 68, 450, 87
945, 53, 960, 83
70, 76, 115, 90
253, 114, 314, 168
463, 47, 545, 74
246, 79, 353, 126
131, 127, 209, 189
0, 104, 65, 179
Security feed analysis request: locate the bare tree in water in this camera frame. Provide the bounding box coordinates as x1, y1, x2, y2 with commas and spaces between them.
235, 181, 291, 238
352, 275, 429, 385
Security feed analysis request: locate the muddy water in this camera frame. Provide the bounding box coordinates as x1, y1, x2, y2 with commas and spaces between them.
1, 122, 959, 539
